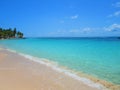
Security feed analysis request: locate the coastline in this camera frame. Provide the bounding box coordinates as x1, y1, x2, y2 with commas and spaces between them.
0, 47, 119, 90
0, 47, 104, 90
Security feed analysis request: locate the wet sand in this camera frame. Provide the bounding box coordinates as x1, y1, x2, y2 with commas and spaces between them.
0, 48, 105, 90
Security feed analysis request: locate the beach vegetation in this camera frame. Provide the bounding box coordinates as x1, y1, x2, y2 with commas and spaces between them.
0, 27, 24, 39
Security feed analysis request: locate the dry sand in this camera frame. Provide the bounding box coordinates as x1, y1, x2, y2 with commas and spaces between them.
0, 48, 105, 90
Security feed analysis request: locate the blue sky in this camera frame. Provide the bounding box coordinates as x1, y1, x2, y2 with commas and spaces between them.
0, 0, 120, 37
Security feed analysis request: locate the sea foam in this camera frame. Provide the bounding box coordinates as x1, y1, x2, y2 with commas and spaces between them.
6, 48, 106, 90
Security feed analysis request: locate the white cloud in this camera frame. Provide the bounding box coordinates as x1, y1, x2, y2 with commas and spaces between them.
82, 28, 92, 33
70, 15, 79, 19
114, 11, 120, 16
109, 11, 120, 17
104, 23, 120, 32
109, 2, 120, 18
113, 2, 120, 7
49, 24, 120, 36
69, 27, 93, 34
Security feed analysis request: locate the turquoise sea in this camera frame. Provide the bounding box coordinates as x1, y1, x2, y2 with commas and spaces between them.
0, 37, 120, 85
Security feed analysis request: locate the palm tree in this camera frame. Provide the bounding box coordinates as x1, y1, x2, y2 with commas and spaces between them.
13, 28, 16, 38
0, 27, 24, 39
0, 28, 3, 38
17, 31, 23, 38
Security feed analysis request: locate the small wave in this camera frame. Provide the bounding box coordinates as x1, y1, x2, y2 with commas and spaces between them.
6, 48, 106, 90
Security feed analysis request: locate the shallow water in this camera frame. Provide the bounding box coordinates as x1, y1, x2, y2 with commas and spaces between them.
0, 37, 120, 85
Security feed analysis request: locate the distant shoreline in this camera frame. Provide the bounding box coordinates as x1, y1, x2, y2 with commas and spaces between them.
23, 37, 120, 39
0, 37, 26, 40
0, 27, 24, 39
1, 37, 120, 40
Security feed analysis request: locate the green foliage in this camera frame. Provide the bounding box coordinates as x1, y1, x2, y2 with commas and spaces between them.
0, 27, 24, 39
13, 28, 17, 37
17, 31, 24, 38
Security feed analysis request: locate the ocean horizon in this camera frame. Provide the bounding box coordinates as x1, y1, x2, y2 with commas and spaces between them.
0, 37, 120, 86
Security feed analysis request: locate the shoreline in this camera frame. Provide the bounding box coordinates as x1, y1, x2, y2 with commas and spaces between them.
9, 49, 120, 90
0, 47, 104, 90
0, 47, 120, 90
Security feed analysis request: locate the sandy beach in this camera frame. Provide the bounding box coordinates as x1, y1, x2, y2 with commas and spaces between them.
1, 0, 120, 89
0, 48, 106, 90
